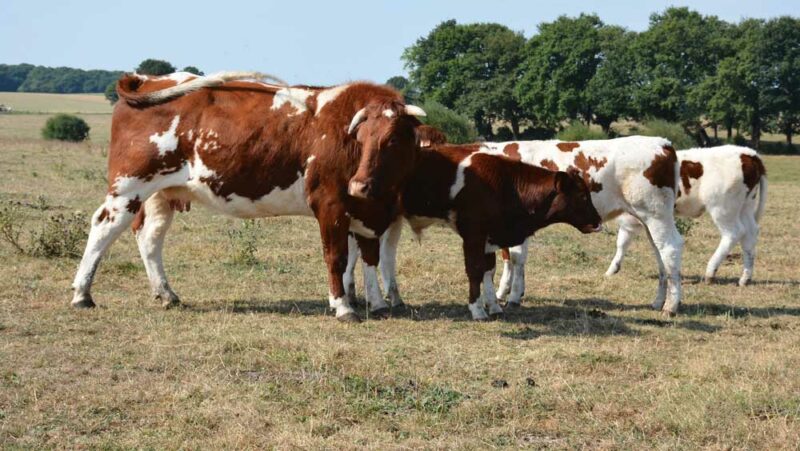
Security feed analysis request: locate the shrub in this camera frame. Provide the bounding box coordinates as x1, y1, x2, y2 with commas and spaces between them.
637, 119, 695, 150
30, 212, 88, 258
42, 114, 90, 142
104, 81, 118, 105
419, 101, 479, 144
0, 204, 87, 259
556, 120, 608, 141
227, 219, 261, 266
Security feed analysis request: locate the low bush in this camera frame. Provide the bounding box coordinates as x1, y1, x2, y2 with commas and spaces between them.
636, 119, 695, 150
419, 101, 479, 144
41, 114, 90, 142
556, 120, 608, 141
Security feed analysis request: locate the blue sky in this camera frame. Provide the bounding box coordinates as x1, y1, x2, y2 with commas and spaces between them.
2, 0, 798, 85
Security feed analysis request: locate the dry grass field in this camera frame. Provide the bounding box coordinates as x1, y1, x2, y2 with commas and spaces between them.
1, 95, 799, 449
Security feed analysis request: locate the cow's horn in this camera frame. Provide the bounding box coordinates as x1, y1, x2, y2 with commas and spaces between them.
404, 105, 427, 117
347, 108, 368, 134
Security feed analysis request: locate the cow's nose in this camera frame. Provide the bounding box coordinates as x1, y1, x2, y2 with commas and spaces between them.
348, 180, 371, 199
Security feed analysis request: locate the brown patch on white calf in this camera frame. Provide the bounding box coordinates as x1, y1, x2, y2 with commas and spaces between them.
96, 208, 110, 224
503, 143, 521, 161
539, 159, 558, 171
570, 152, 607, 193
556, 142, 580, 152
680, 160, 704, 194
643, 146, 677, 190
740, 154, 766, 193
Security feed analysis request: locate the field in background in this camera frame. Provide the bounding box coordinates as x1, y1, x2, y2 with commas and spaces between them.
1, 93, 799, 448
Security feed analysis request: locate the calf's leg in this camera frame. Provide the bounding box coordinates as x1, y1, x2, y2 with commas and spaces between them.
354, 235, 391, 318
738, 210, 759, 287
605, 214, 643, 276
704, 207, 744, 284
495, 248, 513, 301
378, 218, 405, 309
505, 239, 529, 307
343, 234, 359, 306
462, 232, 490, 321
134, 192, 180, 308
482, 251, 504, 317
643, 215, 683, 315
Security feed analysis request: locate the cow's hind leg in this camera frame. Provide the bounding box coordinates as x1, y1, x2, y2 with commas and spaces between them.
496, 248, 513, 301
134, 192, 180, 308
71, 194, 145, 308
704, 208, 744, 284
644, 216, 683, 315
482, 251, 504, 318
739, 210, 759, 287
606, 214, 643, 276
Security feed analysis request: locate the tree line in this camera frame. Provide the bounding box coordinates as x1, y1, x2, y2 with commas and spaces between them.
396, 8, 800, 149
0, 59, 203, 98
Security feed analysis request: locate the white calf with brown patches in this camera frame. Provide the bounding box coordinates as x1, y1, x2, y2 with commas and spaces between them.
486, 136, 685, 314
607, 145, 767, 287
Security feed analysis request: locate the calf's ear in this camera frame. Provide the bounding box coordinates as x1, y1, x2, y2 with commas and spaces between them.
555, 171, 574, 193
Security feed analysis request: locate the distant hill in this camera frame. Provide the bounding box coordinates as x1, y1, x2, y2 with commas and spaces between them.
0, 63, 123, 94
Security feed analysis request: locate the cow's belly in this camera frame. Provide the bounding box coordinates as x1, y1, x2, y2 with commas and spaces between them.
187, 175, 313, 218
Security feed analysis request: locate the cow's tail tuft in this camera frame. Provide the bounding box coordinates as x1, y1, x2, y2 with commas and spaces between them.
117, 71, 287, 106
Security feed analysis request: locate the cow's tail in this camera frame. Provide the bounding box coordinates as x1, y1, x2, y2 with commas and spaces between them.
755, 172, 768, 223
117, 71, 287, 106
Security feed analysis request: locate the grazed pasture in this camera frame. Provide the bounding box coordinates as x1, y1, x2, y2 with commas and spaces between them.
1, 94, 799, 449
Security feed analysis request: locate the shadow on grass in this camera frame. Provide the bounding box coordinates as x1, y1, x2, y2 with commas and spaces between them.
681, 275, 800, 287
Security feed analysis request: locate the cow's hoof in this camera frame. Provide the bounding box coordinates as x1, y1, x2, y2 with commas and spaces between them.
391, 302, 408, 314
489, 311, 505, 321
370, 307, 391, 319
738, 278, 751, 287
504, 302, 521, 310
703, 276, 715, 285
162, 298, 181, 309
473, 316, 490, 322
661, 309, 677, 318
71, 296, 96, 309
337, 313, 362, 323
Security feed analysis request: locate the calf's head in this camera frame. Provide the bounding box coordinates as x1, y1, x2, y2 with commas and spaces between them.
546, 169, 602, 233
346, 102, 427, 200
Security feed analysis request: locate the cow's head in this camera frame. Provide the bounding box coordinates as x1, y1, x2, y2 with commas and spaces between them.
546, 168, 602, 234
346, 101, 427, 200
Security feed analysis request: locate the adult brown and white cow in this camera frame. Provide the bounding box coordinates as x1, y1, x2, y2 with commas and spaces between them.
606, 145, 767, 286
345, 143, 603, 320
69, 71, 427, 322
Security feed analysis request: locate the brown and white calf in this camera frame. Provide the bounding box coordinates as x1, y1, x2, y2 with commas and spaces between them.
482, 137, 685, 314
346, 144, 602, 320
606, 145, 767, 286
70, 71, 428, 322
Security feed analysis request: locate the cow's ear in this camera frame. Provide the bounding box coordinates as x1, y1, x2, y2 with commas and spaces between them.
555, 171, 575, 193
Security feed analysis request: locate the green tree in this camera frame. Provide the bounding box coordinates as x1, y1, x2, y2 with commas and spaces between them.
385, 76, 409, 92
586, 26, 638, 133
516, 14, 604, 130
765, 17, 800, 145
136, 59, 176, 76
0, 63, 35, 91
403, 20, 528, 138
182, 66, 204, 76
632, 7, 734, 140
104, 81, 118, 105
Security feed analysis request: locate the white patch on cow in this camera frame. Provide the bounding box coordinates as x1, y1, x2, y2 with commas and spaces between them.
349, 217, 377, 238
272, 87, 314, 116
165, 72, 196, 84
306, 155, 316, 164
149, 115, 181, 156
468, 301, 489, 321
184, 153, 313, 218
383, 109, 395, 118
315, 84, 350, 115
329, 294, 357, 318
321, 134, 327, 141
363, 264, 389, 313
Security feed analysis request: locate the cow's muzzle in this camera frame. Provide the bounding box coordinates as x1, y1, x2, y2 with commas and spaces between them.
581, 223, 603, 234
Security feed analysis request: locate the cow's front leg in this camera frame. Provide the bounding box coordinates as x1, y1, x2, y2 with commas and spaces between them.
462, 233, 489, 321
482, 251, 504, 318
343, 234, 359, 307
354, 235, 391, 318
505, 239, 529, 307
316, 207, 360, 323
379, 218, 405, 309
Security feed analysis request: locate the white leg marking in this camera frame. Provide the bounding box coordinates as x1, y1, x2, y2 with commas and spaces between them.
134, 193, 179, 306
344, 234, 358, 304
379, 219, 404, 307
363, 264, 389, 313
468, 300, 489, 321
483, 269, 504, 315
329, 294, 356, 318
507, 240, 529, 305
